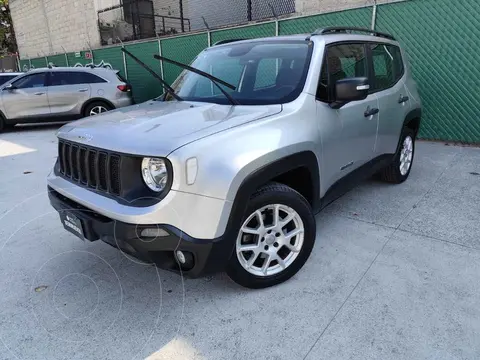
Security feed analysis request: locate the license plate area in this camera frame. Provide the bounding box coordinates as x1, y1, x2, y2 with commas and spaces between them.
60, 212, 85, 241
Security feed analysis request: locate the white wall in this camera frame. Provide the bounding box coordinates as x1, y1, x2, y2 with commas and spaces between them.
95, 0, 122, 24
10, 0, 101, 58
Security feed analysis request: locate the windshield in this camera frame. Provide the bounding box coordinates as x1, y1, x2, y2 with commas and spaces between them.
167, 40, 313, 105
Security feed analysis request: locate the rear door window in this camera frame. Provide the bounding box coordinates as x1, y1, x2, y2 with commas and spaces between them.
370, 43, 404, 92
49, 71, 107, 86
78, 72, 107, 84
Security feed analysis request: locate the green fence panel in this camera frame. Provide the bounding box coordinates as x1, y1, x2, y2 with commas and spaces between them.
19, 59, 29, 71
67, 51, 91, 67
279, 7, 372, 35
161, 33, 209, 85
125, 40, 162, 103
30, 58, 48, 69
47, 54, 67, 67
211, 22, 276, 43
376, 0, 480, 143
92, 47, 126, 77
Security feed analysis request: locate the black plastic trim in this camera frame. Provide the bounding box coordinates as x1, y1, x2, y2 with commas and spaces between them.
218, 152, 320, 264
400, 107, 423, 146
319, 154, 393, 209
310, 27, 396, 41
48, 187, 224, 277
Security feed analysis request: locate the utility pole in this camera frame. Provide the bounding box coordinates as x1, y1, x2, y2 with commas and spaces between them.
247, 0, 252, 21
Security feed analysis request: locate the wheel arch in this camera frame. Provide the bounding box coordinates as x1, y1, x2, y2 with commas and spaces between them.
217, 151, 320, 261
403, 107, 422, 138
391, 107, 422, 156
81, 98, 115, 116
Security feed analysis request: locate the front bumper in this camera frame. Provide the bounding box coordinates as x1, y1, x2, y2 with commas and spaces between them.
47, 173, 232, 239
48, 187, 232, 278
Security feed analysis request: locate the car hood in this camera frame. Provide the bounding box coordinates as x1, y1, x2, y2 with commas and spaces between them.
57, 101, 282, 156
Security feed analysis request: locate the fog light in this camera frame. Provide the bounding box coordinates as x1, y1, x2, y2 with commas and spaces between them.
175, 250, 186, 264
140, 228, 169, 238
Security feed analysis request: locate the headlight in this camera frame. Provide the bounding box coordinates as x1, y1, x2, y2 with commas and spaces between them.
141, 157, 169, 192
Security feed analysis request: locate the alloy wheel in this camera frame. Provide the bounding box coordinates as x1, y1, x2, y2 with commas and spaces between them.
399, 135, 414, 176
89, 106, 108, 116
236, 204, 305, 277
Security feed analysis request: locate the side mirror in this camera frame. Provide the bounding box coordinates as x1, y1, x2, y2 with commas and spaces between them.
335, 77, 369, 102
3, 83, 16, 91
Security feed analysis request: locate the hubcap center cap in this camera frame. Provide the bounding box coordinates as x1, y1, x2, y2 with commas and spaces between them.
265, 234, 276, 245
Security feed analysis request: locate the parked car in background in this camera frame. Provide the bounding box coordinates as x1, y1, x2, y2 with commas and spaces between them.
0, 67, 133, 132
0, 72, 24, 86
48, 27, 422, 289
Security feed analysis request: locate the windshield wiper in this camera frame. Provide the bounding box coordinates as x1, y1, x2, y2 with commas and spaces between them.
153, 54, 239, 106
121, 48, 183, 102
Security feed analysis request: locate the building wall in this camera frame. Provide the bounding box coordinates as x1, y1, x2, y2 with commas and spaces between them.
10, 0, 101, 58
10, 0, 405, 57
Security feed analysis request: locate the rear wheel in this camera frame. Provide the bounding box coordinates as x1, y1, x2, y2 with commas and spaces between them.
0, 117, 4, 133
380, 127, 415, 183
84, 101, 112, 117
226, 183, 316, 289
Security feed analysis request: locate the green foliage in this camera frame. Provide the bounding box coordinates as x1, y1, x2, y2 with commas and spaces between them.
0, 0, 17, 54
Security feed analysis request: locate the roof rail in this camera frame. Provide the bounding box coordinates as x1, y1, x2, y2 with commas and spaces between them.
213, 39, 246, 46
308, 27, 396, 41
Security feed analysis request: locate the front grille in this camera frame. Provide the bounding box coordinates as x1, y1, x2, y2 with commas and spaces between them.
58, 140, 121, 196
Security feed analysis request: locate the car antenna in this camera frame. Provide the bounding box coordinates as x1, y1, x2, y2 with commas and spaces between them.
120, 47, 182, 101
153, 54, 239, 105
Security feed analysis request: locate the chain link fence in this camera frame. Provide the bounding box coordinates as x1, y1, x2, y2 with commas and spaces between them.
98, 0, 295, 44
19, 0, 480, 142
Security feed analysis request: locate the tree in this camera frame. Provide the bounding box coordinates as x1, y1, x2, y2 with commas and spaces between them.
0, 0, 17, 54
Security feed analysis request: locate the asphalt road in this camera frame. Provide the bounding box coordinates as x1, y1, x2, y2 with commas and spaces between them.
1, 124, 479, 360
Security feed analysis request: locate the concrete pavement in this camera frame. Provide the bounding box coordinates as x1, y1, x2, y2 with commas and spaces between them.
0, 125, 479, 360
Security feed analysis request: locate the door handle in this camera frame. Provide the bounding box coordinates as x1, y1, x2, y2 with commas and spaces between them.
364, 106, 379, 117
398, 95, 409, 104
34, 92, 45, 96
78, 89, 89, 92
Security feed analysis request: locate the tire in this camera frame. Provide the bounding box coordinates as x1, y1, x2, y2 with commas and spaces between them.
0, 117, 4, 133
84, 101, 112, 117
226, 182, 316, 289
379, 127, 415, 183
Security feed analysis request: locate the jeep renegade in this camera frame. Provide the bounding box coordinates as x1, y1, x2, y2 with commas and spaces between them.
48, 27, 422, 288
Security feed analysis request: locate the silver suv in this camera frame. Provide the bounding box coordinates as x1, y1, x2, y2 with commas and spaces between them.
0, 67, 133, 132
48, 27, 422, 288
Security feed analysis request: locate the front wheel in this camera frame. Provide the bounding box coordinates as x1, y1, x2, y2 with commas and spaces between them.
226, 183, 316, 289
